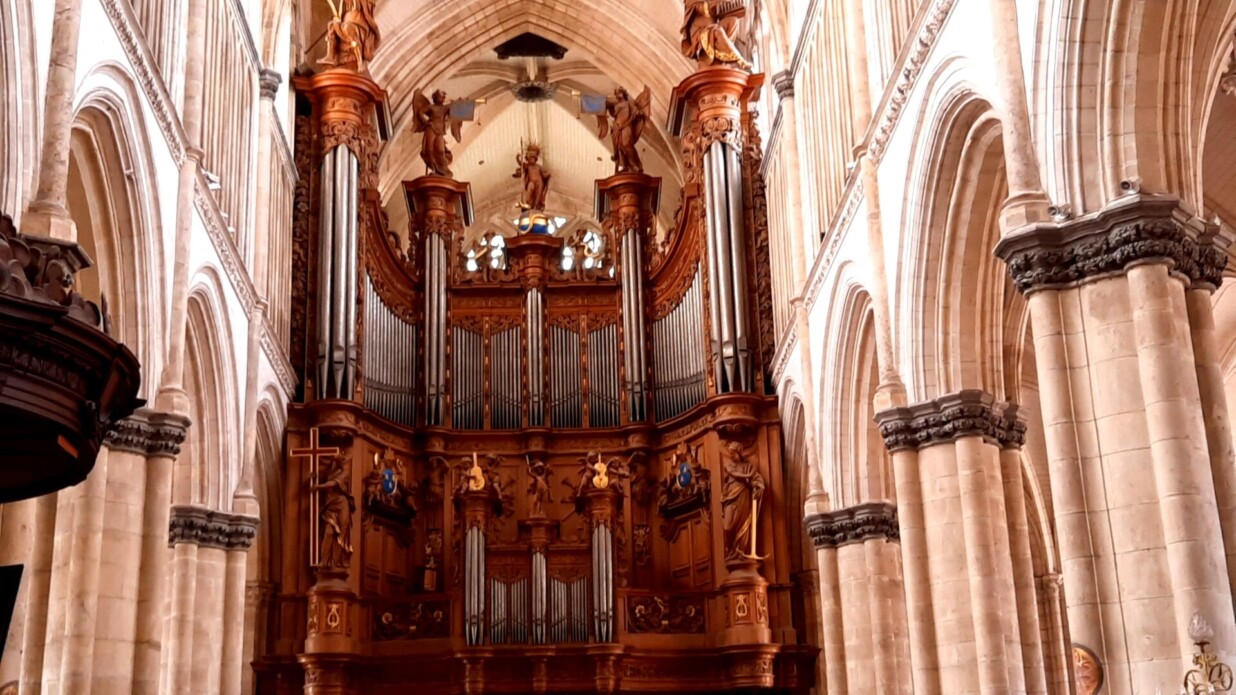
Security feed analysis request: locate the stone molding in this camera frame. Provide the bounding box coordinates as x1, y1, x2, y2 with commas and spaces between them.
875, 390, 1025, 452
168, 505, 260, 550
104, 409, 191, 457
994, 195, 1228, 294
805, 502, 899, 549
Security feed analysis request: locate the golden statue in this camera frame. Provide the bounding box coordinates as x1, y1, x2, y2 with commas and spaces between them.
513, 143, 551, 211
681, 0, 751, 70
321, 0, 381, 71
411, 89, 467, 178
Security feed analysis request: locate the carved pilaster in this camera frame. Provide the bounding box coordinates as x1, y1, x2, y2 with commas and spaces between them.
167, 505, 260, 550
875, 389, 1026, 452
805, 501, 899, 549
994, 195, 1228, 294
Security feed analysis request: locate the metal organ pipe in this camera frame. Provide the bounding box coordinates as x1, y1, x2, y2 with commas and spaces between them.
591, 522, 613, 642
466, 524, 485, 646
701, 141, 752, 393
316, 146, 360, 400
425, 232, 447, 425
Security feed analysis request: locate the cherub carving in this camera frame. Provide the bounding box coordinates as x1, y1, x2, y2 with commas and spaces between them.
513, 142, 551, 211
526, 457, 552, 518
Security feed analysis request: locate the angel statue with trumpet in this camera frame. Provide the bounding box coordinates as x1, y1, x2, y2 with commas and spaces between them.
594, 86, 652, 174
411, 89, 473, 178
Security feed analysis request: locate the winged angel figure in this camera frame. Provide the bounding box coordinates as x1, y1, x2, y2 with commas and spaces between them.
412, 89, 467, 178
595, 87, 652, 174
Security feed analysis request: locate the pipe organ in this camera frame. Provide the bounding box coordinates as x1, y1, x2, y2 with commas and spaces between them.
274, 50, 813, 695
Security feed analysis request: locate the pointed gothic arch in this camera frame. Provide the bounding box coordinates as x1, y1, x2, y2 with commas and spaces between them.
183, 270, 241, 510
67, 65, 167, 396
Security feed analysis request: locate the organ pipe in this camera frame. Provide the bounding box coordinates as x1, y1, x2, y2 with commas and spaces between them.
465, 524, 485, 646
620, 230, 648, 422
363, 276, 416, 425
653, 269, 708, 419
703, 141, 752, 393
526, 289, 544, 427
315, 145, 360, 400
591, 522, 614, 642
424, 232, 448, 425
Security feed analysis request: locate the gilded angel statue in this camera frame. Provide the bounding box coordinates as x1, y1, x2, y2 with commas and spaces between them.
681, 0, 751, 70
595, 86, 652, 174
412, 89, 467, 178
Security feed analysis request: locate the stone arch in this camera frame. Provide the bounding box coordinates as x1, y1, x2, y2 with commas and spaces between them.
182, 269, 241, 510
824, 280, 889, 509
903, 84, 1019, 401
67, 64, 167, 395
1046, 0, 1236, 210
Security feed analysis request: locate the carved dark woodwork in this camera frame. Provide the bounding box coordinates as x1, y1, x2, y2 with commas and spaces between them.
0, 213, 142, 502
269, 59, 814, 694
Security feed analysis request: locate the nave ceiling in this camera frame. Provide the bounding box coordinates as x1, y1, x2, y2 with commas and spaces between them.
296, 0, 697, 244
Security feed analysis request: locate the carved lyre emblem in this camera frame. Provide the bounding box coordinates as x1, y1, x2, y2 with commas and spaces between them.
467, 452, 486, 491
593, 455, 610, 490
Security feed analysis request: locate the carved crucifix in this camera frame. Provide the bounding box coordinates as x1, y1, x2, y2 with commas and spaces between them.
290, 427, 341, 567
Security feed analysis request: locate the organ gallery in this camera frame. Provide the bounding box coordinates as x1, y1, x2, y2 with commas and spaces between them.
259, 2, 816, 691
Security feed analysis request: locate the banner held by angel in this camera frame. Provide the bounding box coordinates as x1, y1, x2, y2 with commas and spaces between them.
593, 86, 652, 174
412, 89, 473, 178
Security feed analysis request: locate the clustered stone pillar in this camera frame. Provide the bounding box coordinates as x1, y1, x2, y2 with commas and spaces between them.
161, 506, 258, 694
804, 502, 910, 694
995, 194, 1236, 691
876, 391, 1046, 694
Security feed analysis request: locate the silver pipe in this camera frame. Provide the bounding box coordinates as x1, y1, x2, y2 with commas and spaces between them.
726, 146, 750, 391
702, 147, 723, 393
316, 150, 335, 398
708, 143, 735, 393
330, 148, 348, 397
344, 151, 359, 398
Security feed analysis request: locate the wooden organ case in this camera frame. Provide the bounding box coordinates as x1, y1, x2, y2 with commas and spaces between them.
260, 63, 817, 694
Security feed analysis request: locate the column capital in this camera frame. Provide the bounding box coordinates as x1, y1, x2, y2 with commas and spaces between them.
875, 389, 1025, 452
995, 194, 1228, 294
804, 501, 899, 549
259, 69, 283, 101
103, 408, 191, 456
168, 505, 260, 550
771, 71, 794, 101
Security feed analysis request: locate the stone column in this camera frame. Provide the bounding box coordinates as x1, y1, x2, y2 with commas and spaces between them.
90, 417, 163, 695
18, 494, 57, 694
163, 506, 258, 694
805, 502, 909, 694
57, 448, 109, 695
220, 518, 259, 695
876, 391, 1029, 695
129, 412, 189, 695
22, 0, 83, 240
0, 499, 36, 685
995, 195, 1236, 691
999, 446, 1049, 695
814, 545, 847, 693
241, 580, 276, 695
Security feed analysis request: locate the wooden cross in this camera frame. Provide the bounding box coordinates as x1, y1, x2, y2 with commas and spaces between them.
291, 427, 340, 567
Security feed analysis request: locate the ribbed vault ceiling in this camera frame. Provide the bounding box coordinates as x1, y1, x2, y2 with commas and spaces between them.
299, 0, 693, 242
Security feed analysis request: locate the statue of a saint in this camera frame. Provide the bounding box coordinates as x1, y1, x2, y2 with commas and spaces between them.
321, 0, 381, 71
513, 143, 551, 211
720, 441, 764, 561
312, 454, 356, 569
595, 87, 652, 174
412, 89, 466, 178
681, 0, 752, 70
526, 457, 551, 518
